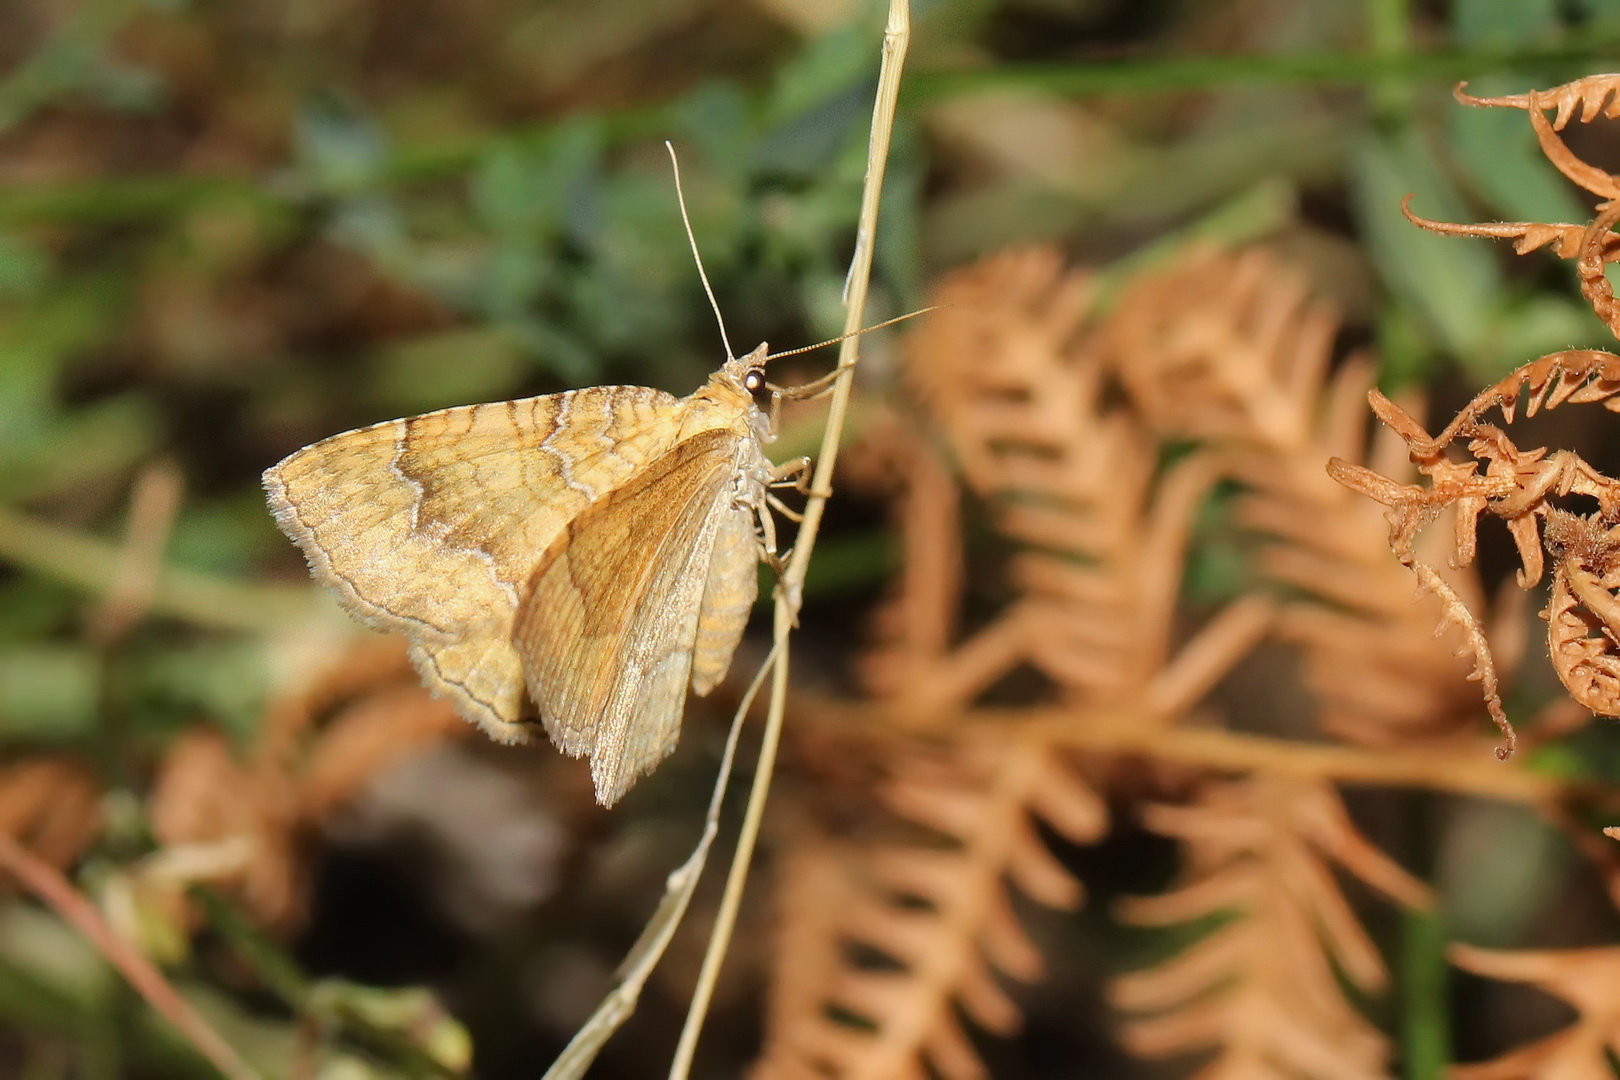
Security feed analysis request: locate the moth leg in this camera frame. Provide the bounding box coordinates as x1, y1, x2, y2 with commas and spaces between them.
747, 494, 793, 572
759, 536, 801, 611
769, 456, 832, 504
769, 456, 812, 490
766, 492, 803, 522
752, 496, 782, 563
738, 476, 805, 613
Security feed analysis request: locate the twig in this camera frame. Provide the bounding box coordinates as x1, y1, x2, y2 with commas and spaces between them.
0, 832, 262, 1080
668, 3, 912, 1076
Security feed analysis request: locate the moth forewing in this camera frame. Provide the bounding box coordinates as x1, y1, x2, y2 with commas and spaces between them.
262, 385, 694, 742
515, 428, 750, 805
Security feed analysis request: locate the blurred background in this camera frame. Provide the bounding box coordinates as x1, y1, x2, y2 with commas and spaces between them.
4, 0, 1620, 1077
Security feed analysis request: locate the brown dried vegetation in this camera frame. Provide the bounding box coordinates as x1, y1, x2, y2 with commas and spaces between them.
755, 75, 1620, 1079
1332, 76, 1620, 741
1114, 776, 1428, 1080
149, 635, 465, 928
757, 242, 1457, 1077
1318, 72, 1620, 1080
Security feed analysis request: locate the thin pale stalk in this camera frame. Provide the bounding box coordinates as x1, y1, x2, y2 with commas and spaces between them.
540, 642, 777, 1080
0, 832, 262, 1080
668, 3, 912, 1076
0, 504, 314, 631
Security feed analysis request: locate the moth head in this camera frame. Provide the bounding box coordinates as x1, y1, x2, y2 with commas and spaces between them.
711, 343, 778, 441
719, 343, 775, 410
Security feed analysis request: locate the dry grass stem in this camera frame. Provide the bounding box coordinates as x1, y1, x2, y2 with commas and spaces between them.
0, 831, 263, 1080
89, 460, 185, 645
668, 4, 912, 1076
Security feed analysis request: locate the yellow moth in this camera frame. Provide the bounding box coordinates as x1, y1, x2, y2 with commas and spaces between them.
263, 346, 785, 807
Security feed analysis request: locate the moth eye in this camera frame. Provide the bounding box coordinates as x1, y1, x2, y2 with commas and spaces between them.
744, 369, 771, 407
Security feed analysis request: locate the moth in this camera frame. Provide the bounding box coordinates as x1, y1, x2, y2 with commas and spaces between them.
263, 345, 803, 807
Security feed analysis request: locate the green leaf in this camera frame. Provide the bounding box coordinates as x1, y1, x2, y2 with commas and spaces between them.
1438, 801, 1569, 945
1568, 0, 1620, 32
0, 645, 98, 738
0, 395, 161, 502
166, 492, 288, 576
1351, 126, 1505, 367
472, 142, 562, 241
0, 282, 125, 432
0, 234, 53, 301
295, 96, 391, 194
1451, 0, 1561, 47
1483, 294, 1610, 373
762, 21, 877, 131
365, 326, 528, 414
673, 82, 754, 185
130, 640, 268, 740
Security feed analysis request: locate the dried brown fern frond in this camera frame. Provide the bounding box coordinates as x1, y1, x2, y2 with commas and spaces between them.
755, 729, 1105, 1080
759, 247, 1289, 1079
1107, 245, 1500, 750
846, 414, 964, 701
895, 247, 1257, 718
0, 757, 103, 876
1330, 349, 1620, 729
148, 635, 464, 928
1112, 775, 1430, 1080
1403, 76, 1620, 334
149, 726, 301, 927
1448, 942, 1620, 1079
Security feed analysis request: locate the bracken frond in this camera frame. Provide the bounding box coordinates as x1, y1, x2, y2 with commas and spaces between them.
1112, 775, 1431, 1080
1406, 76, 1620, 333
1331, 349, 1620, 724
893, 247, 1256, 718
754, 729, 1106, 1080
848, 414, 965, 702
900, 248, 1162, 705
0, 757, 102, 877
1106, 245, 1499, 750
1449, 943, 1620, 1080
147, 635, 464, 928
761, 244, 1333, 1079
149, 726, 304, 928
1456, 74, 1620, 128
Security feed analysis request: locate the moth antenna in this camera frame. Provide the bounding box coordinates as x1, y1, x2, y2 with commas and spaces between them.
665, 140, 735, 363
762, 306, 940, 364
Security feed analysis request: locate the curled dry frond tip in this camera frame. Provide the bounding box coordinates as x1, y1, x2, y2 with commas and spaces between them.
1334, 75, 1620, 742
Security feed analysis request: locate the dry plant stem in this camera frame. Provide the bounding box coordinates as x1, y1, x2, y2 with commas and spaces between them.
668, 3, 911, 1076
0, 504, 312, 631
90, 460, 184, 645
542, 643, 776, 1080
0, 832, 263, 1080
812, 700, 1564, 808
